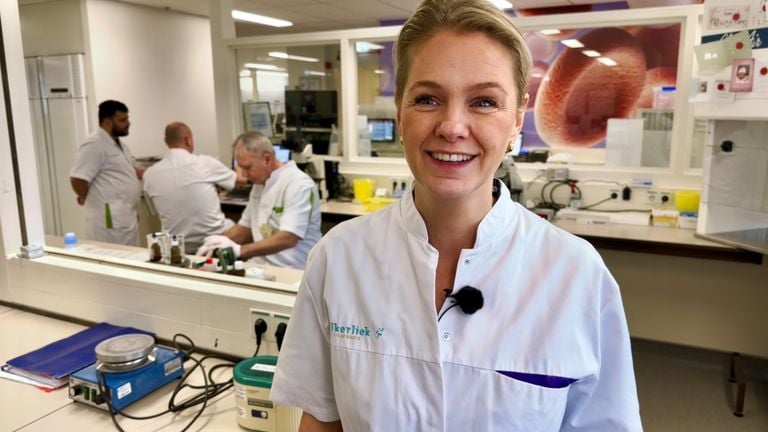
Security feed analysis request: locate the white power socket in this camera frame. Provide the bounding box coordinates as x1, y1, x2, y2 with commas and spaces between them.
646, 190, 673, 205
249, 308, 291, 343
249, 308, 272, 340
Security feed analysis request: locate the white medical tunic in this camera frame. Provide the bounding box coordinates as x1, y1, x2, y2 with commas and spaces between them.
70, 128, 141, 246
271, 183, 642, 431
238, 161, 321, 269
143, 149, 236, 253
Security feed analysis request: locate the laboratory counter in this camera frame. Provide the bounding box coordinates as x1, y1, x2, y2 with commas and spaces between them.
44, 235, 305, 288
0, 307, 242, 431
319, 200, 763, 264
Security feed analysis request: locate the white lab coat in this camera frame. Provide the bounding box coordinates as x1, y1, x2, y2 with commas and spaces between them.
142, 148, 236, 253
271, 182, 642, 431
238, 161, 321, 269
70, 128, 141, 246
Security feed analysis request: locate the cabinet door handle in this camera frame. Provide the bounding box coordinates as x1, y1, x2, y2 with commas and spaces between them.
720, 140, 734, 152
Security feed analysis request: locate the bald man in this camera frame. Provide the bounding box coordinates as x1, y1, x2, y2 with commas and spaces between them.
143, 122, 246, 253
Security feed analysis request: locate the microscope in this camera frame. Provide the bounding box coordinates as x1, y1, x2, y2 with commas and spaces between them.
282, 132, 319, 179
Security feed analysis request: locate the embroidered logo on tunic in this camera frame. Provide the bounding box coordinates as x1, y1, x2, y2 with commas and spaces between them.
330, 322, 382, 341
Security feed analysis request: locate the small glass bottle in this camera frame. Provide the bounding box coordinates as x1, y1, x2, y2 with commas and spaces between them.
64, 232, 78, 249
228, 260, 246, 277
170, 235, 182, 265
149, 233, 162, 262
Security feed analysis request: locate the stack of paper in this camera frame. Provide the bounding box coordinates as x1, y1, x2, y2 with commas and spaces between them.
1, 322, 154, 390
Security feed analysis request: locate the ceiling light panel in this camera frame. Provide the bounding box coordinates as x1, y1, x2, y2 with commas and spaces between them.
231, 9, 293, 27
561, 39, 585, 48
269, 52, 319, 62
488, 0, 514, 9
598, 57, 618, 66
356, 42, 386, 53
244, 63, 283, 70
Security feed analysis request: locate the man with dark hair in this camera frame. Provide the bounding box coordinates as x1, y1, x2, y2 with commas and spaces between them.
143, 122, 246, 253
70, 99, 143, 245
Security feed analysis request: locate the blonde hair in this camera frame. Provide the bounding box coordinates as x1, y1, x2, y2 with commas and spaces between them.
395, 0, 531, 106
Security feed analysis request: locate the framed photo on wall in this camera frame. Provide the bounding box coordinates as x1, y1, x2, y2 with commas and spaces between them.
730, 58, 755, 92
243, 102, 274, 137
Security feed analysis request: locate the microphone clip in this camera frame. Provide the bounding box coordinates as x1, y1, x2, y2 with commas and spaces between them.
446, 285, 484, 315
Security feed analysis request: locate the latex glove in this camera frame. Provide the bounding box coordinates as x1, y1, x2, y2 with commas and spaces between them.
196, 235, 241, 258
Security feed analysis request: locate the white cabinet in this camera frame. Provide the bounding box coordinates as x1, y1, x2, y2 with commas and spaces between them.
697, 118, 768, 253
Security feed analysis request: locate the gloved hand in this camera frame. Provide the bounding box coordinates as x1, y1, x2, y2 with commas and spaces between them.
196, 235, 241, 258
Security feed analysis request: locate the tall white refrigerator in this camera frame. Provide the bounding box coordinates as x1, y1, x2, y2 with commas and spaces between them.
25, 54, 90, 238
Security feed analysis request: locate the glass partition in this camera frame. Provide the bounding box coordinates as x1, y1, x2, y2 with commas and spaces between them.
7, 5, 705, 290
519, 23, 681, 167
340, 13, 699, 171
353, 39, 401, 158
235, 44, 342, 156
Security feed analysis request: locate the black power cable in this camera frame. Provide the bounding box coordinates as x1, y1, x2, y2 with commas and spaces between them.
275, 322, 288, 352
253, 318, 268, 357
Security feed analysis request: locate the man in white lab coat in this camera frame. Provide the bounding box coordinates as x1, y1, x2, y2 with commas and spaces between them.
143, 122, 246, 253
196, 131, 321, 269
70, 100, 143, 246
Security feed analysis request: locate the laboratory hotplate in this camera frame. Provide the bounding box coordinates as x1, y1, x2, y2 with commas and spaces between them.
69, 335, 184, 412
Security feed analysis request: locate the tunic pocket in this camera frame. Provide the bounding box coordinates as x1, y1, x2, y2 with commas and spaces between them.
496, 370, 577, 389
463, 368, 571, 431
107, 200, 138, 229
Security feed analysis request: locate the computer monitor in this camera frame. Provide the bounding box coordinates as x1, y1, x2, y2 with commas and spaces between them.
273, 144, 292, 163
285, 90, 338, 129
369, 118, 395, 142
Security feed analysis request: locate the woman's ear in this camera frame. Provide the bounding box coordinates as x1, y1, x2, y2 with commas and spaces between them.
514, 93, 530, 133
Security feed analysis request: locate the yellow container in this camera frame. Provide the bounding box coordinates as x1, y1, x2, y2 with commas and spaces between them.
353, 178, 375, 203
674, 190, 700, 214
363, 197, 396, 212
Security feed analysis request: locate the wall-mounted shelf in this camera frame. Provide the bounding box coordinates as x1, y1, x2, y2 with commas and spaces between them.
693, 99, 768, 121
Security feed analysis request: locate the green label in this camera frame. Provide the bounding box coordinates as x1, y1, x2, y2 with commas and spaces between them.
104, 203, 113, 229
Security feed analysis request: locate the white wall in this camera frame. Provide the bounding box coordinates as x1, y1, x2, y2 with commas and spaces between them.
4, 256, 293, 358
19, 0, 84, 57
84, 0, 219, 159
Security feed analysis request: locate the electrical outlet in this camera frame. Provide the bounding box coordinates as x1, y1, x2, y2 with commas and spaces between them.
646, 190, 673, 205
249, 308, 272, 340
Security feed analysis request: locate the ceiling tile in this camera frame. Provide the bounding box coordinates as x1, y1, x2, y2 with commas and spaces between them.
98, 0, 698, 37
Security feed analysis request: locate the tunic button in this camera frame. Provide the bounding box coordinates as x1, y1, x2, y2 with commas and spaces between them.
441, 332, 451, 341
464, 258, 471, 265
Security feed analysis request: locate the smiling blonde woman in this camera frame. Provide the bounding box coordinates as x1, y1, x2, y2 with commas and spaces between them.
271, 1, 641, 430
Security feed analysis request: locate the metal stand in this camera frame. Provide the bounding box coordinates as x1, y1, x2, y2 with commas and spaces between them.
728, 352, 746, 417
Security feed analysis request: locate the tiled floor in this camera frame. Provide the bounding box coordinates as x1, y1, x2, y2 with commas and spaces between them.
633, 338, 768, 431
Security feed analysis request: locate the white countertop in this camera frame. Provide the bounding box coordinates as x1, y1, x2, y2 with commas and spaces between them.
0, 308, 243, 431
320, 200, 735, 250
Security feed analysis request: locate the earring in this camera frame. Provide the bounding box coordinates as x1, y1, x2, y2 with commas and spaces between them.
507, 139, 514, 152
399, 137, 404, 147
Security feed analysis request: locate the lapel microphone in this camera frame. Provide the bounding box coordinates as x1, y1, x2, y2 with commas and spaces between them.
438, 285, 484, 322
